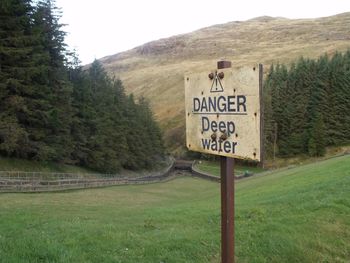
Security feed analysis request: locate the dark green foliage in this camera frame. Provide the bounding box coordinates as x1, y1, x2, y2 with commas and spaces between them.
69, 60, 165, 173
0, 1, 165, 173
32, 0, 73, 162
0, 0, 71, 161
264, 51, 350, 157
308, 113, 326, 156
262, 64, 275, 158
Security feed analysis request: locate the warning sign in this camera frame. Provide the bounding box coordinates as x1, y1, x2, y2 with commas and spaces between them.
185, 65, 262, 161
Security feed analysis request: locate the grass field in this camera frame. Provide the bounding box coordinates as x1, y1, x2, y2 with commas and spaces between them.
195, 160, 265, 177
0, 155, 349, 262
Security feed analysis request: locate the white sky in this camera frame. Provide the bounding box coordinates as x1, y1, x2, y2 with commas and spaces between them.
55, 0, 350, 65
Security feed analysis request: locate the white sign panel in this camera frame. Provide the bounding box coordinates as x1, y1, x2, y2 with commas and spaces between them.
185, 65, 262, 161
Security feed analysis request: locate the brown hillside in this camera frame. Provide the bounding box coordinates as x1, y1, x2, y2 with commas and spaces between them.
99, 12, 350, 155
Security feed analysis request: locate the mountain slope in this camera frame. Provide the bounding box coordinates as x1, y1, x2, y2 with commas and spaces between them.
99, 12, 350, 154
1, 155, 349, 261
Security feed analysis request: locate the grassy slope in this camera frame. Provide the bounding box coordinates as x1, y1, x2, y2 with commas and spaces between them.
0, 155, 349, 262
99, 13, 350, 154
195, 146, 350, 176
195, 160, 265, 177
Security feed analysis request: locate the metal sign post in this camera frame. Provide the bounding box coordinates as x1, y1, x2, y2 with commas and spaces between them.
184, 60, 262, 263
218, 61, 235, 263
221, 156, 235, 262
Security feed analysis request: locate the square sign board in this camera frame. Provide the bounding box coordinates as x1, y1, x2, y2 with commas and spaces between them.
185, 65, 262, 161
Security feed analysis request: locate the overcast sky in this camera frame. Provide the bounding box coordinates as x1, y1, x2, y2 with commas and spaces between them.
55, 0, 350, 65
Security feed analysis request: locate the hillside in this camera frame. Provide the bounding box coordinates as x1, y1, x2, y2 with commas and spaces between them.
1, 155, 349, 261
99, 12, 350, 154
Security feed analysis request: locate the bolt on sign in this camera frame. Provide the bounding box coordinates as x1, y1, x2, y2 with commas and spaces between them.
185, 65, 262, 161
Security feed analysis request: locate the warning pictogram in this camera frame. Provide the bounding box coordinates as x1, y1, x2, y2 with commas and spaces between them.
210, 71, 224, 93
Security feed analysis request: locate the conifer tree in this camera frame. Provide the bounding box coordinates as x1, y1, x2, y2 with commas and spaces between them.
308, 113, 326, 156
32, 0, 72, 161
328, 52, 350, 144
137, 97, 164, 166
262, 64, 275, 158
69, 58, 93, 166
0, 0, 34, 157
271, 64, 290, 155
265, 50, 350, 158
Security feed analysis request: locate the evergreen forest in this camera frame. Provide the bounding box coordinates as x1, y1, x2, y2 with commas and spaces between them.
264, 51, 350, 158
0, 0, 165, 173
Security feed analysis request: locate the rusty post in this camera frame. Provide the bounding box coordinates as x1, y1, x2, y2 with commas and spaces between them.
220, 156, 234, 263
218, 60, 235, 263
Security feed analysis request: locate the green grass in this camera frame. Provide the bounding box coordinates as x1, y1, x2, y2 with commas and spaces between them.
0, 157, 96, 173
0, 155, 349, 262
195, 160, 265, 177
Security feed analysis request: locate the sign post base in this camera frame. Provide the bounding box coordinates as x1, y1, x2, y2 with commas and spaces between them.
221, 156, 235, 263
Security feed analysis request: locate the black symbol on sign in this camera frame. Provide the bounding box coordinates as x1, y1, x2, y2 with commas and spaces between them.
210, 71, 224, 93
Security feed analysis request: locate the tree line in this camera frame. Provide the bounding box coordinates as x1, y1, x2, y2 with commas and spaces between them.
264, 51, 350, 158
0, 0, 165, 173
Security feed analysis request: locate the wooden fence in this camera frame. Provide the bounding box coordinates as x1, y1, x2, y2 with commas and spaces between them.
0, 159, 175, 193
0, 158, 260, 193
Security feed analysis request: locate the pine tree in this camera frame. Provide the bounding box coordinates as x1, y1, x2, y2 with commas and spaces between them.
262, 64, 275, 158
137, 97, 165, 167
84, 60, 115, 172
343, 50, 350, 142
110, 79, 130, 168
294, 58, 316, 154
308, 113, 326, 156
328, 52, 350, 144
69, 57, 93, 166
0, 0, 35, 157
313, 54, 333, 146
32, 0, 73, 161
123, 94, 144, 170
271, 64, 290, 156
265, 50, 350, 158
